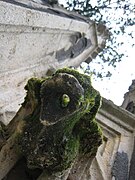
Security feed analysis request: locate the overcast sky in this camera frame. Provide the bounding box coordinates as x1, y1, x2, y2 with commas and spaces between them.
92, 49, 135, 106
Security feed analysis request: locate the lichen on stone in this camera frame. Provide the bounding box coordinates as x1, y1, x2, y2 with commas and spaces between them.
18, 68, 102, 175
0, 121, 7, 149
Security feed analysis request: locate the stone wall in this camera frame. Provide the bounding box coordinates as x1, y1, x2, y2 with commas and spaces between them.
93, 98, 135, 180
0, 0, 108, 125
121, 79, 135, 180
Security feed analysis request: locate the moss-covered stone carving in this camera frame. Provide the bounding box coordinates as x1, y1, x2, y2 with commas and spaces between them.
16, 68, 102, 175
0, 68, 101, 179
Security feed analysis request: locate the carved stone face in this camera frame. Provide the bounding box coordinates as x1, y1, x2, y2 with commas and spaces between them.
19, 68, 102, 173
40, 73, 84, 126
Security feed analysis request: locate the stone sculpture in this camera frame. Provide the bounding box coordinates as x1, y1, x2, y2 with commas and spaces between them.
0, 68, 102, 179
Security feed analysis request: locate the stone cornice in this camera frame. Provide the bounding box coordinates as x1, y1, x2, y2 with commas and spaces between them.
98, 98, 135, 132
93, 98, 135, 180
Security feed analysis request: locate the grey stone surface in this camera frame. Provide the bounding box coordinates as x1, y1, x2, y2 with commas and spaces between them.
129, 138, 135, 180
2, 0, 107, 124
112, 152, 128, 180
122, 79, 135, 109
129, 80, 135, 91
126, 101, 135, 114
56, 36, 92, 62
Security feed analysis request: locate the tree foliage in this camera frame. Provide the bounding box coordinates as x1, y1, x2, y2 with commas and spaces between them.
61, 0, 135, 78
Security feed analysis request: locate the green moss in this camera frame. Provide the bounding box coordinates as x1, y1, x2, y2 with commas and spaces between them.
62, 135, 80, 168
18, 68, 102, 174
55, 68, 99, 111
61, 94, 70, 108
22, 77, 46, 107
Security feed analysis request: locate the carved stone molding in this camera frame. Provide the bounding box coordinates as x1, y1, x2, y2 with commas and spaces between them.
92, 98, 135, 180
0, 0, 108, 125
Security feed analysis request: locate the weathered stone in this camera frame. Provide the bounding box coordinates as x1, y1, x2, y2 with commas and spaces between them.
4, 157, 42, 180
85, 57, 92, 64
122, 79, 135, 111
112, 152, 128, 180
17, 68, 102, 177
129, 138, 135, 180
122, 80, 135, 180
93, 98, 135, 180
1, 70, 135, 180
56, 35, 92, 62
0, 68, 102, 179
0, 0, 109, 126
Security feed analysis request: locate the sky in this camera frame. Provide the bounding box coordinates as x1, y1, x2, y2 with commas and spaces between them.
59, 0, 135, 106
92, 49, 135, 106
88, 24, 135, 106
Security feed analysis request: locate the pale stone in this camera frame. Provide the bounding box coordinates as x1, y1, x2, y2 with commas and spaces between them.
0, 0, 108, 125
